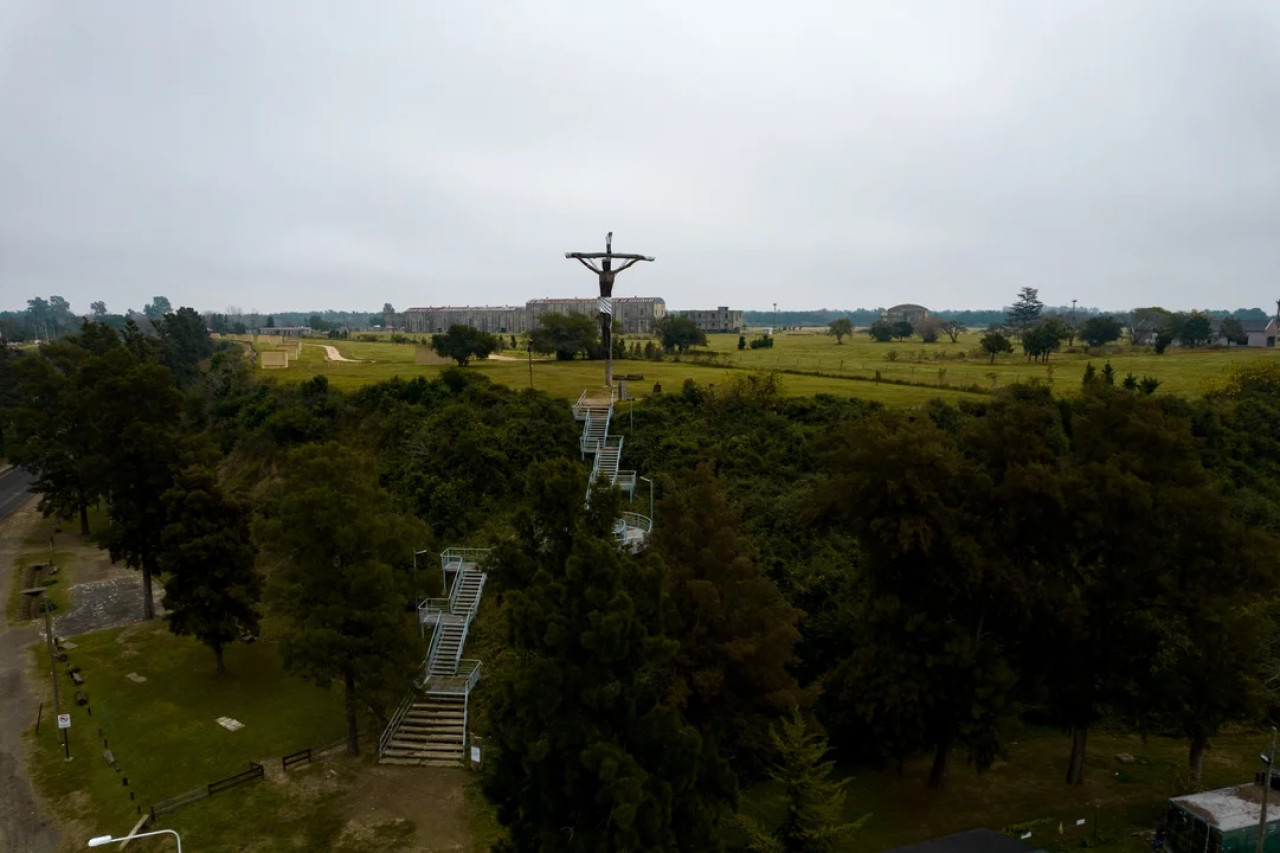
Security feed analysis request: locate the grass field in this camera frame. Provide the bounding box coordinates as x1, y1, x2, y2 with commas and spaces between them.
25, 620, 350, 851
242, 330, 1280, 406
827, 725, 1266, 851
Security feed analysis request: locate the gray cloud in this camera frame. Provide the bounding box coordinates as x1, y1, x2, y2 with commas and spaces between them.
1, 0, 1278, 314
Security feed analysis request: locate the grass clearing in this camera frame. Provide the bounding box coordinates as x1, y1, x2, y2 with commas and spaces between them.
25, 619, 349, 851
812, 725, 1267, 851
251, 330, 1280, 407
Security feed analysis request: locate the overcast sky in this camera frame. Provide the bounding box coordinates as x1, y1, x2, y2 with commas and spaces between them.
2, 1, 1278, 315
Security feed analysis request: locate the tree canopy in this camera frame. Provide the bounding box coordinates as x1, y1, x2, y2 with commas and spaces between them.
529, 313, 599, 360
431, 324, 499, 366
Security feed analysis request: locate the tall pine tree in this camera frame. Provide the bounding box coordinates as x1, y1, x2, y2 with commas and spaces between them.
482, 460, 734, 851
159, 466, 261, 675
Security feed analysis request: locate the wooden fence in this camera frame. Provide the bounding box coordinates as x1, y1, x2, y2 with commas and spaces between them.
149, 762, 263, 820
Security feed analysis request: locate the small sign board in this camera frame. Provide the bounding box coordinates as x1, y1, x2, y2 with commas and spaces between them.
57, 713, 71, 729
471, 746, 481, 764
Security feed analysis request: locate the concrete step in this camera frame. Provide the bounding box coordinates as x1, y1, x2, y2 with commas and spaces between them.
385, 745, 464, 758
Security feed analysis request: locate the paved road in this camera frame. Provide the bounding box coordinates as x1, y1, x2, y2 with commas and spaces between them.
0, 467, 35, 523
0, 500, 60, 851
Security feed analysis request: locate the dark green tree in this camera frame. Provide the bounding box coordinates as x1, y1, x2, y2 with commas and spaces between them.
482, 460, 734, 851
265, 315, 276, 328
431, 324, 499, 366
867, 321, 893, 343
143, 295, 172, 320
1080, 314, 1124, 347
158, 306, 215, 386
256, 442, 431, 755
9, 337, 105, 535
657, 316, 709, 353
529, 313, 599, 360
1181, 312, 1213, 347
738, 334, 747, 351
90, 300, 108, 318
652, 463, 805, 762
1154, 330, 1174, 354
159, 466, 261, 675
814, 414, 1022, 788
890, 320, 913, 341
1218, 316, 1245, 346
89, 342, 184, 619
739, 710, 866, 853
826, 318, 853, 344
1022, 319, 1066, 362
1006, 287, 1043, 337
980, 332, 1013, 363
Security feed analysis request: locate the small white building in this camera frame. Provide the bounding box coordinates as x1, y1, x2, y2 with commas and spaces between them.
1243, 317, 1278, 348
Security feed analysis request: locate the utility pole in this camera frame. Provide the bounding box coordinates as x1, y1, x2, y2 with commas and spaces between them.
773, 302, 778, 332
565, 233, 654, 389
1260, 726, 1276, 853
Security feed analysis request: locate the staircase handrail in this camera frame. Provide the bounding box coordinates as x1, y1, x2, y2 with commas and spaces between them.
418, 596, 450, 618
440, 547, 489, 573
379, 691, 416, 758
459, 659, 482, 693
421, 616, 450, 684
619, 511, 652, 533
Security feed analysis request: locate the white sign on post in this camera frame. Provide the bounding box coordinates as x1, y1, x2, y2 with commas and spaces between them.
57, 713, 71, 729
471, 746, 481, 764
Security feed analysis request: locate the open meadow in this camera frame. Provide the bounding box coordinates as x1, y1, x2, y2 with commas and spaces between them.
235, 329, 1280, 405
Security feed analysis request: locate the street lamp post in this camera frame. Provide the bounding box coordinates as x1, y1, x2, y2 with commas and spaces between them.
638, 476, 654, 522
1260, 727, 1277, 853
89, 829, 182, 851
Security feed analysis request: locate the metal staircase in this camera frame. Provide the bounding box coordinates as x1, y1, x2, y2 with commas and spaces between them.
577, 388, 652, 551
378, 390, 654, 765
378, 549, 487, 766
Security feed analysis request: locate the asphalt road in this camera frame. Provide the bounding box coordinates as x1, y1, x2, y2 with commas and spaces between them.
0, 467, 35, 523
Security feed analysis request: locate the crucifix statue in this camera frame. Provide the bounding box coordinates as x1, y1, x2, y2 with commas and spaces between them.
565, 232, 654, 388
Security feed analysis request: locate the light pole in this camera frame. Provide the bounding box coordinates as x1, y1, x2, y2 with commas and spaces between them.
638, 476, 654, 522
1260, 727, 1277, 853
21, 586, 68, 760
89, 828, 182, 851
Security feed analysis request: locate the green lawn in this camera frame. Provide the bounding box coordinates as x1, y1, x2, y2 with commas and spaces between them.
816, 725, 1266, 851
26, 619, 350, 851
244, 330, 1279, 406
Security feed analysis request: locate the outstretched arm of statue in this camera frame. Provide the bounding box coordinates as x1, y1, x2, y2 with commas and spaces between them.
613, 258, 642, 274
575, 257, 601, 274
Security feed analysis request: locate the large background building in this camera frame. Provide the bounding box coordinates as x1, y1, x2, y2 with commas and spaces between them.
881, 303, 930, 327
675, 306, 744, 333
399, 297, 666, 335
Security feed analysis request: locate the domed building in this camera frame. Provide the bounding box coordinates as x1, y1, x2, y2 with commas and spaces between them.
881, 303, 930, 326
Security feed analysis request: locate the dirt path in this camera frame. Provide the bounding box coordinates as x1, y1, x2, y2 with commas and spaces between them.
0, 500, 61, 852
305, 343, 359, 362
